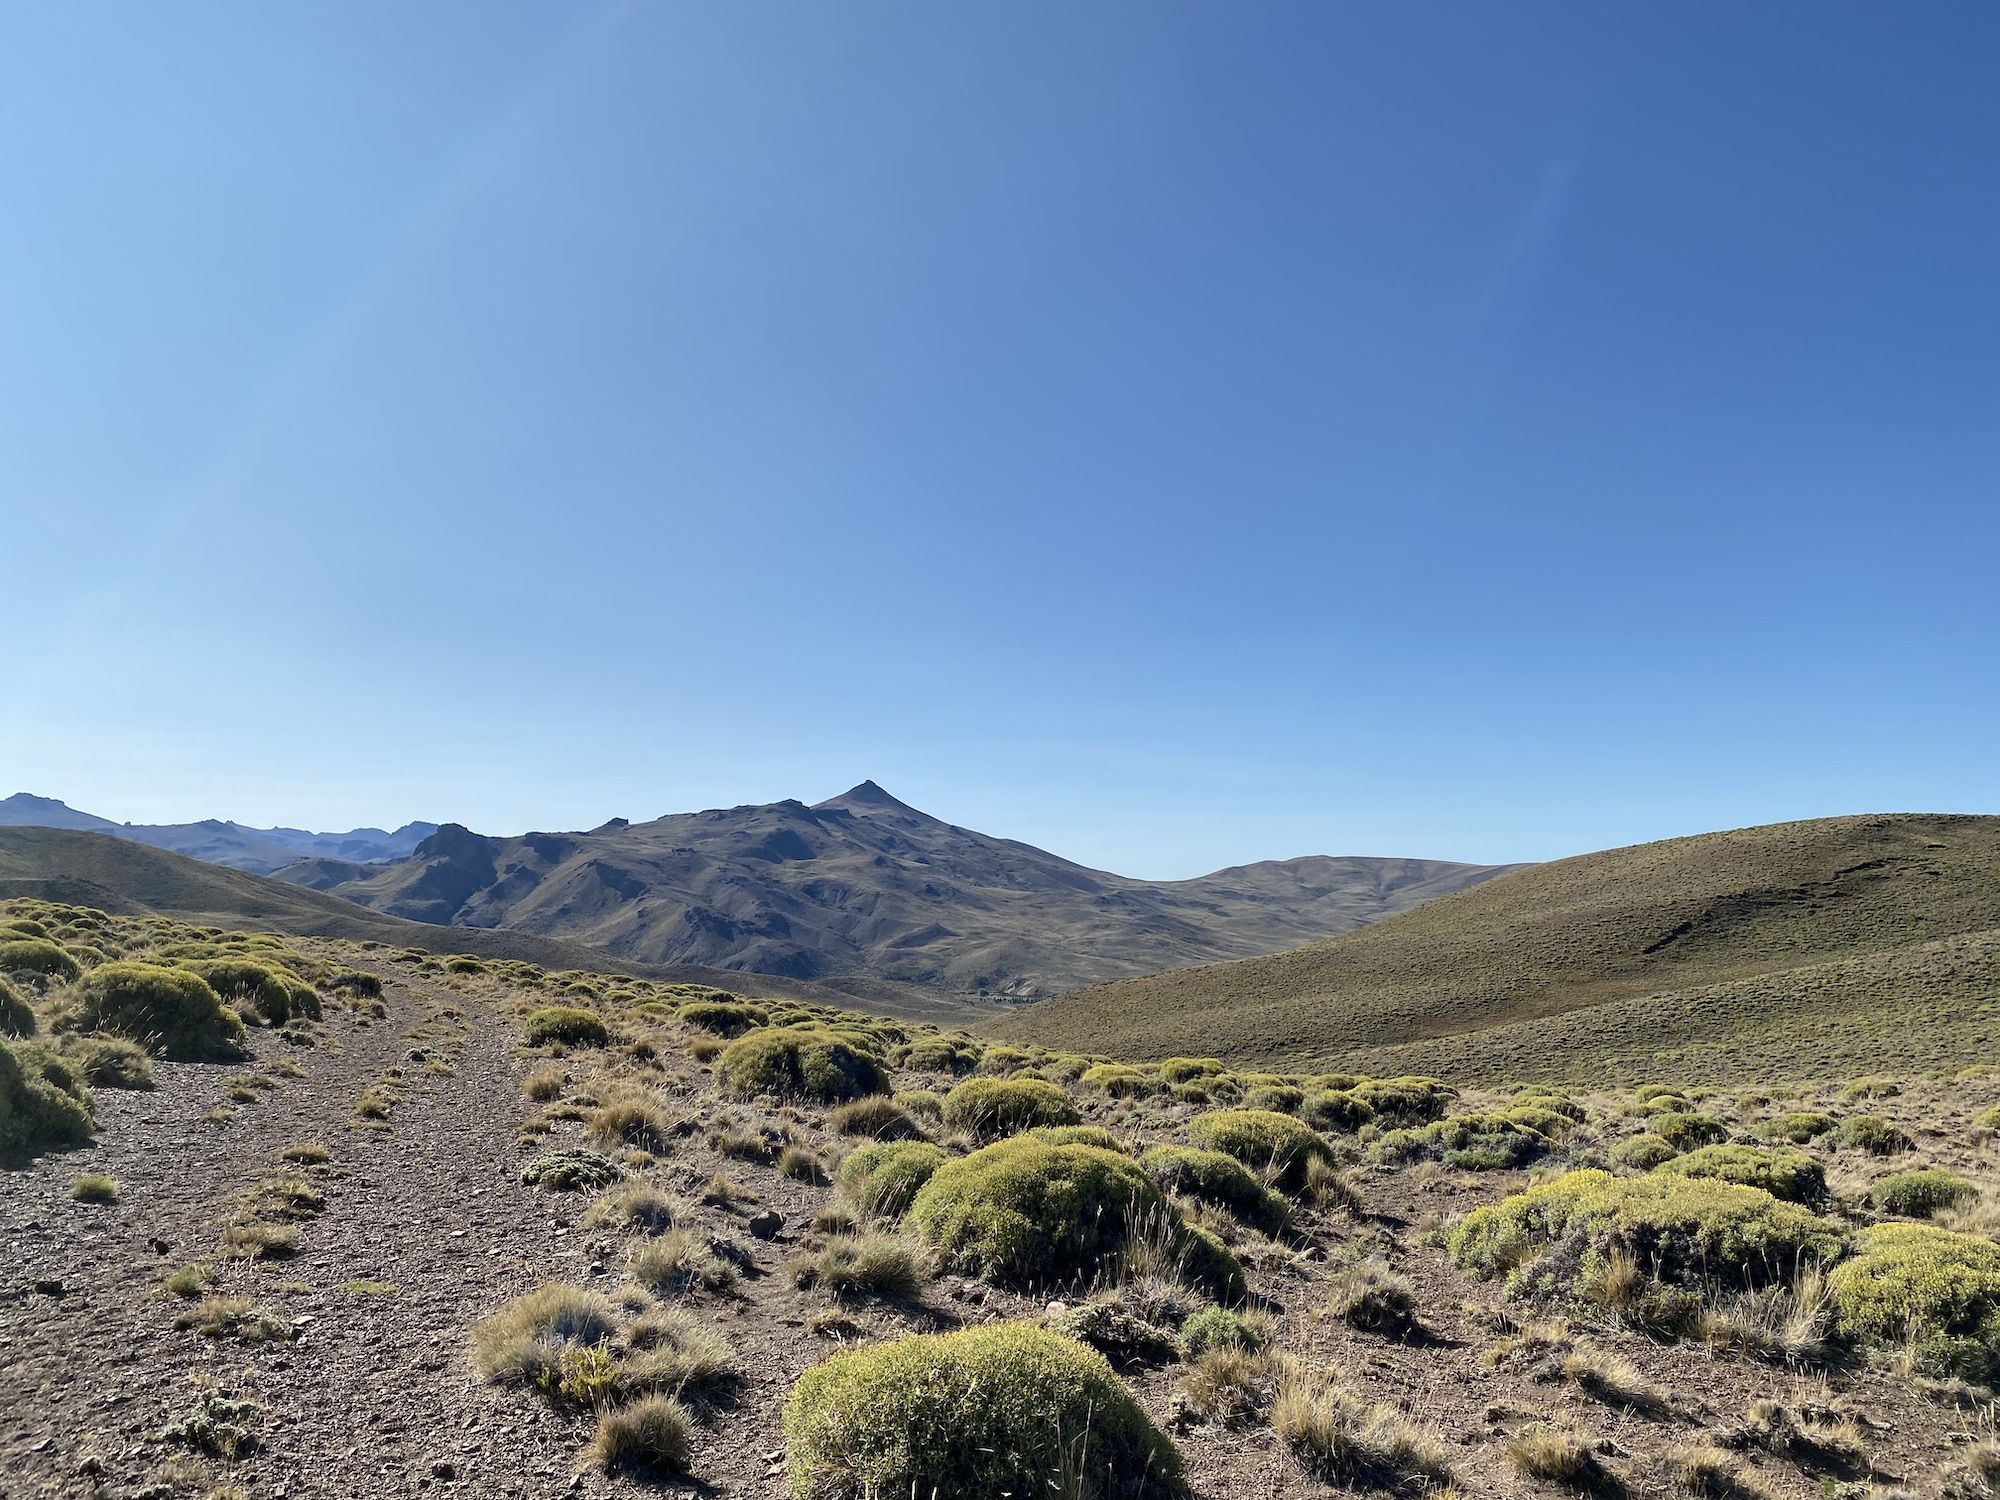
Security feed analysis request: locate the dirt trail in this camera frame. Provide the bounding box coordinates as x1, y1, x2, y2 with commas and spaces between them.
0, 968, 620, 1499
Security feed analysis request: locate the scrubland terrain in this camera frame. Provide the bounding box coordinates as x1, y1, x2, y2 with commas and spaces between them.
4, 894, 1999, 1500
1000, 813, 2000, 1082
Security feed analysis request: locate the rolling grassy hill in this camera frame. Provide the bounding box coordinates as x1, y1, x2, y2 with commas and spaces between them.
0, 827, 970, 1023
278, 780, 1517, 998
994, 813, 2000, 1083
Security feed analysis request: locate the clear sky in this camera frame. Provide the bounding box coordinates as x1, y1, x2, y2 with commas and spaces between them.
5, 3, 1996, 878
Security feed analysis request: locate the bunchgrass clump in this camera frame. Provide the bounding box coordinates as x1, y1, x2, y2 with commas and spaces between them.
794, 1232, 930, 1300
72, 1172, 118, 1203
939, 1077, 1081, 1142
521, 1006, 610, 1047
782, 1322, 1184, 1500
715, 1025, 890, 1103
0, 1036, 93, 1155
1186, 1109, 1333, 1190
471, 1283, 619, 1385
1838, 1115, 1912, 1156
1869, 1168, 1979, 1219
836, 1140, 947, 1219
67, 962, 246, 1061
1271, 1362, 1454, 1489
589, 1395, 692, 1477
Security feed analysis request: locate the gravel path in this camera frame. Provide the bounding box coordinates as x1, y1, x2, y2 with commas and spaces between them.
0, 966, 619, 1500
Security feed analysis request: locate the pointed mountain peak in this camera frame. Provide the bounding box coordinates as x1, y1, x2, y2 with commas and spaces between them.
814, 779, 919, 814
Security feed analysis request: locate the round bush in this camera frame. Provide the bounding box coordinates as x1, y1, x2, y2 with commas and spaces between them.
0, 939, 81, 982
909, 1138, 1240, 1294
716, 1025, 889, 1103
521, 1006, 611, 1047
940, 1077, 1080, 1142
783, 1322, 1184, 1500
1348, 1076, 1455, 1125
678, 1000, 768, 1037
178, 959, 322, 1024
1829, 1223, 2000, 1383
1, 918, 51, 939
1657, 1145, 1827, 1204
899, 1035, 982, 1075
1025, 1124, 1123, 1151
1609, 1133, 1678, 1171
1179, 1304, 1266, 1357
1186, 1109, 1333, 1189
0, 1037, 93, 1155
1157, 1057, 1225, 1084
1869, 1169, 1980, 1219
1450, 1169, 1844, 1300
0, 976, 35, 1037
69, 962, 246, 1061
1838, 1115, 1912, 1156
1302, 1089, 1374, 1133
1081, 1063, 1153, 1097
1651, 1112, 1731, 1151
1751, 1111, 1838, 1144
837, 1141, 948, 1218
1139, 1144, 1291, 1235
1242, 1084, 1305, 1114
1371, 1112, 1552, 1172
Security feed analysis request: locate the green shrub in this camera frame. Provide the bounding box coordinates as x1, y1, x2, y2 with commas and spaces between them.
899, 1035, 981, 1075
68, 962, 245, 1061
940, 1077, 1080, 1142
1187, 1110, 1333, 1189
1657, 1145, 1827, 1204
59, 1035, 153, 1089
782, 1323, 1184, 1500
0, 939, 82, 982
1651, 1112, 1730, 1151
521, 1006, 610, 1047
1371, 1112, 1551, 1172
1301, 1089, 1374, 1133
1838, 1115, 1912, 1156
1829, 1223, 2000, 1383
1978, 1103, 2000, 1134
1870, 1169, 1980, 1219
1081, 1063, 1153, 1097
678, 1000, 767, 1037
1348, 1076, 1454, 1125
909, 1138, 1240, 1295
0, 976, 34, 1037
1450, 1169, 1845, 1302
0, 1036, 93, 1155
716, 1025, 890, 1103
1179, 1304, 1266, 1357
1158, 1057, 1225, 1083
1750, 1111, 1838, 1144
1242, 1084, 1305, 1114
178, 959, 321, 1024
975, 1044, 1035, 1077
1138, 1145, 1291, 1235
1610, 1133, 1677, 1170
1, 918, 50, 939
1026, 1124, 1123, 1151
836, 1141, 948, 1218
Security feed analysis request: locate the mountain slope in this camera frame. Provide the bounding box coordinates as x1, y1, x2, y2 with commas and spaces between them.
0, 793, 436, 873
0, 827, 969, 1022
993, 812, 2000, 1083
280, 781, 1518, 997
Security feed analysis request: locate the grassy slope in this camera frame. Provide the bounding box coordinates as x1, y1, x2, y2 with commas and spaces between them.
993, 813, 2000, 1083
0, 827, 975, 1024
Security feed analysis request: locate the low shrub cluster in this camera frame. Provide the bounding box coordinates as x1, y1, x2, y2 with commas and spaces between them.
715, 1025, 890, 1103
1828, 1222, 2000, 1383
1371, 1111, 1554, 1172
1657, 1145, 1827, 1204
67, 962, 246, 1061
1186, 1110, 1332, 1189
677, 1000, 767, 1037
939, 1077, 1080, 1142
0, 1036, 93, 1155
782, 1323, 1184, 1500
1139, 1145, 1291, 1235
522, 1006, 611, 1047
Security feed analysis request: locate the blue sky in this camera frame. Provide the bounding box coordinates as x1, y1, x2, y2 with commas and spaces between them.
4, 3, 1996, 877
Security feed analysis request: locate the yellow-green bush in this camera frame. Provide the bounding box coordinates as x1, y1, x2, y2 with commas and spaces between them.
521, 1006, 611, 1047
1187, 1109, 1333, 1189
1138, 1145, 1291, 1235
1450, 1170, 1844, 1301
0, 938, 82, 982
908, 1138, 1240, 1295
782, 1322, 1183, 1500
0, 976, 34, 1037
177, 959, 321, 1024
1838, 1115, 1912, 1156
716, 1025, 890, 1103
1751, 1111, 1838, 1144
677, 1000, 767, 1037
1302, 1089, 1374, 1133
1657, 1145, 1827, 1204
0, 1036, 93, 1155
1608, 1133, 1678, 1171
1157, 1057, 1226, 1084
1081, 1063, 1153, 1097
1829, 1223, 2000, 1383
899, 1035, 981, 1075
1977, 1102, 2000, 1134
1347, 1076, 1454, 1125
939, 1077, 1080, 1142
68, 962, 246, 1061
1869, 1169, 1980, 1219
1371, 1112, 1551, 1172
836, 1141, 948, 1218
1025, 1124, 1123, 1151
1651, 1112, 1730, 1151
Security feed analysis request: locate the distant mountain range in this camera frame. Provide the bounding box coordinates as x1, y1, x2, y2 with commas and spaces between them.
272, 780, 1520, 998
0, 793, 436, 875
